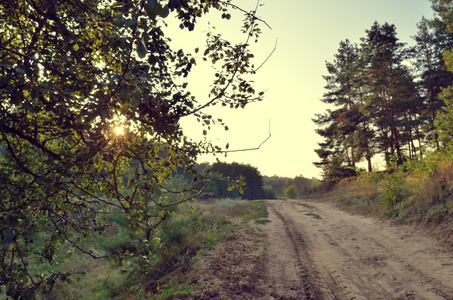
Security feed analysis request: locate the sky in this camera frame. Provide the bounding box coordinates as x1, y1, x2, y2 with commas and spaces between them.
176, 0, 436, 179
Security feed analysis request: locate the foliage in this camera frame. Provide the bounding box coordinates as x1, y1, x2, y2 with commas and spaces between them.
261, 186, 276, 199
315, 3, 453, 240
380, 167, 409, 213
23, 197, 267, 299
314, 13, 453, 182
263, 175, 319, 197
0, 0, 267, 297
202, 161, 265, 200
284, 185, 299, 199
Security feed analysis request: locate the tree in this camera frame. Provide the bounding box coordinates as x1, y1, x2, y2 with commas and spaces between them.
0, 0, 266, 296
360, 22, 421, 166
314, 22, 431, 182
411, 16, 453, 150
293, 175, 315, 195
431, 0, 453, 148
206, 162, 265, 200
314, 39, 374, 179
284, 185, 299, 199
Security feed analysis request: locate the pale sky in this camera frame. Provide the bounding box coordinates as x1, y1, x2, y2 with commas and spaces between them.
176, 0, 435, 179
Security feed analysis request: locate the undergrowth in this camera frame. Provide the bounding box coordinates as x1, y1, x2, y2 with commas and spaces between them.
315, 150, 453, 244
26, 198, 267, 299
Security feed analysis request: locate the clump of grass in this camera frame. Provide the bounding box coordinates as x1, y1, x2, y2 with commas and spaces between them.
314, 175, 381, 215
242, 200, 268, 223
392, 157, 453, 232
255, 219, 271, 224
305, 212, 322, 219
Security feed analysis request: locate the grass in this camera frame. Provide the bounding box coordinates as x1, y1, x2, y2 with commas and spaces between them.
304, 212, 322, 219
255, 219, 271, 224
314, 153, 453, 245
242, 200, 268, 223
28, 198, 269, 299
300, 209, 322, 219
312, 175, 382, 216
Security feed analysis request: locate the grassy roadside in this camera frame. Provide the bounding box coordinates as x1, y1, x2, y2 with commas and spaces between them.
313, 156, 453, 245
26, 199, 268, 299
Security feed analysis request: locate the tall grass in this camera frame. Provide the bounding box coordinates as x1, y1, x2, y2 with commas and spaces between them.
28, 198, 268, 299
316, 151, 453, 244
313, 175, 382, 215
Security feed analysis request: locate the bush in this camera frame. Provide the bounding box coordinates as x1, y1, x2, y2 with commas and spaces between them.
262, 186, 277, 199
380, 168, 409, 213
284, 185, 299, 199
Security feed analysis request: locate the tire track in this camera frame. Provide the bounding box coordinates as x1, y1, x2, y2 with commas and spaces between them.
267, 201, 345, 299
266, 199, 453, 300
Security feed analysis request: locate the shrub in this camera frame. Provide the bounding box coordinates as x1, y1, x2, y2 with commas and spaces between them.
380, 168, 409, 212
284, 185, 299, 199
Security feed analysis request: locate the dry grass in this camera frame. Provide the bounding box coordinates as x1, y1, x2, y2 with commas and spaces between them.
316, 157, 453, 245
314, 175, 382, 215
398, 159, 453, 242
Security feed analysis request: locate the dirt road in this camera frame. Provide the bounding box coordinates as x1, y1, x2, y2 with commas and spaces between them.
192, 199, 453, 299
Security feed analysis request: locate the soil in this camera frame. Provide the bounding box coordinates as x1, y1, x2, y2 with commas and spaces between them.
190, 199, 453, 299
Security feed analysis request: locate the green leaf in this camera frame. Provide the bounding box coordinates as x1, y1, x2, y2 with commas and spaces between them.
7, 242, 15, 251
124, 19, 137, 28
159, 5, 169, 18
114, 12, 123, 24
15, 67, 25, 75
137, 40, 147, 58
147, 0, 157, 9
112, 2, 124, 8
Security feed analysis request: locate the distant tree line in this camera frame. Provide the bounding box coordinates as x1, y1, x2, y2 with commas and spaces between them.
314, 6, 453, 183
263, 175, 321, 197
195, 162, 274, 200
190, 163, 320, 200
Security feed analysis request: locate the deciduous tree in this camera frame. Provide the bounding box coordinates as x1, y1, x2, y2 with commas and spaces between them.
0, 0, 266, 296
284, 184, 299, 199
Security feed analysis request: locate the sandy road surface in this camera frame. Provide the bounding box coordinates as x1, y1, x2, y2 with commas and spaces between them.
192, 199, 453, 299
266, 199, 453, 299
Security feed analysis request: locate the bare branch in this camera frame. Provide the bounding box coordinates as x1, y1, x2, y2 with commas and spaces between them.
249, 38, 278, 74
214, 120, 272, 154
223, 0, 272, 30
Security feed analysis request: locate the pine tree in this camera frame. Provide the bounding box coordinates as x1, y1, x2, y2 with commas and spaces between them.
411, 16, 453, 149
360, 22, 420, 165
314, 39, 374, 181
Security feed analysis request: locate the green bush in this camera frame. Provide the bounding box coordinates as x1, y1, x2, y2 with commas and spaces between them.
284, 185, 299, 199
380, 168, 409, 212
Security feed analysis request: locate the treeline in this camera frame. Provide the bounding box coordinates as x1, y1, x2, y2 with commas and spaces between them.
194, 162, 271, 200
263, 175, 321, 197
314, 12, 453, 183
190, 162, 320, 199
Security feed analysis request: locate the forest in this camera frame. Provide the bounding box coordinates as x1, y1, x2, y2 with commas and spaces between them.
313, 5, 453, 184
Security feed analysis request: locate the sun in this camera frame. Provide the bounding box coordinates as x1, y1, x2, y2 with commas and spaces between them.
113, 125, 125, 136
